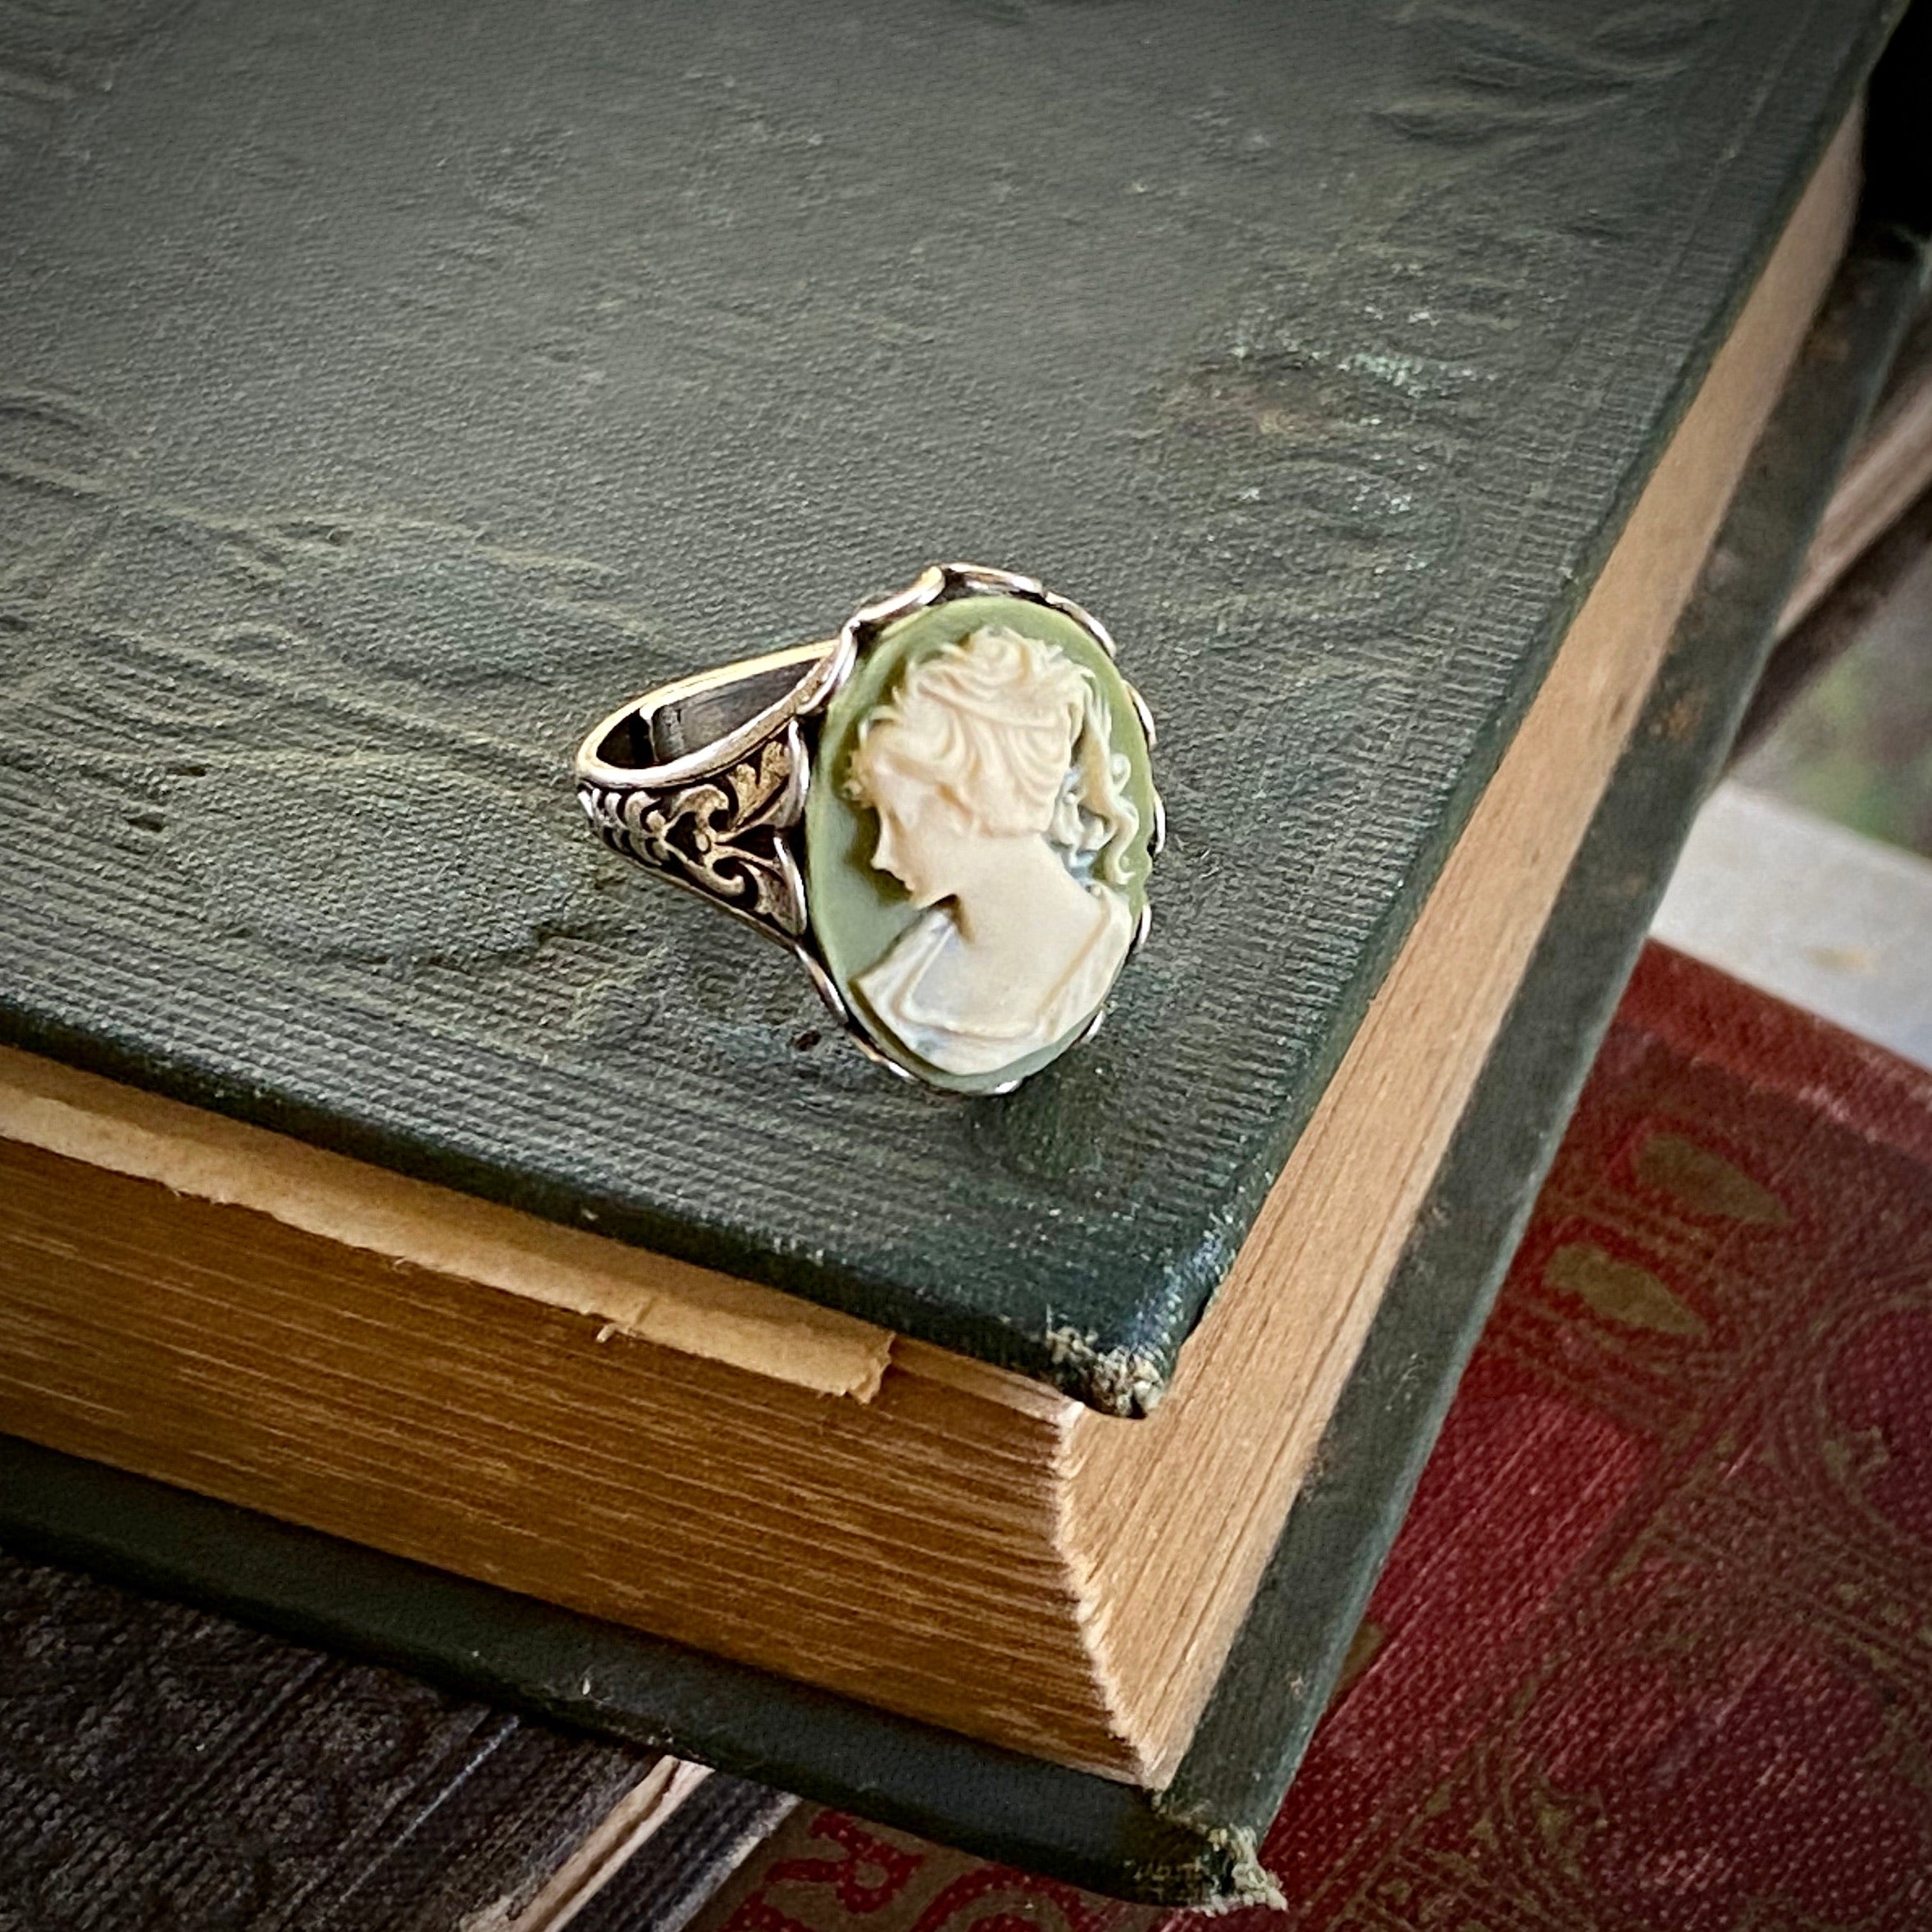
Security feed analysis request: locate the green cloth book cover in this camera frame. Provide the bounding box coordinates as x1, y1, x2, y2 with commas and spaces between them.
0, 0, 1903, 1397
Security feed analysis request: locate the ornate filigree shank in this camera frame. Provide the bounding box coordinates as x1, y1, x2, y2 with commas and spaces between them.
579, 722, 809, 941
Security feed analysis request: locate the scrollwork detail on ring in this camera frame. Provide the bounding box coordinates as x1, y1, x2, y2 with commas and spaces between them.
580, 721, 809, 940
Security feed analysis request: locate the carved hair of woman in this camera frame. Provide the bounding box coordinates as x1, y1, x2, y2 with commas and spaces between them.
843, 623, 1141, 1078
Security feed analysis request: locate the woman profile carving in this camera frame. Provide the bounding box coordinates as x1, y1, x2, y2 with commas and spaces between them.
843, 623, 1140, 1078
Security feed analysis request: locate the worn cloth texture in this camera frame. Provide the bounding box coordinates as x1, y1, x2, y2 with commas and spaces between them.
0, 1553, 653, 1930
0, 0, 1900, 1402
0, 1544, 794, 1932
689, 945, 1932, 1930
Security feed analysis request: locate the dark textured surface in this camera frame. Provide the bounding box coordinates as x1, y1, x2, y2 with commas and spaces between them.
5, 198, 1919, 1907
573, 1775, 796, 1932
0, 1548, 658, 1931
1732, 476, 1932, 765
0, 0, 1899, 1401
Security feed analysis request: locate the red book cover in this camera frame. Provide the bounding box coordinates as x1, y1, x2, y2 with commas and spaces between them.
690, 944, 1932, 1932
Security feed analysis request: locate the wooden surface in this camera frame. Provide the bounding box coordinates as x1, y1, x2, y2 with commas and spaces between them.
0, 0, 1901, 1405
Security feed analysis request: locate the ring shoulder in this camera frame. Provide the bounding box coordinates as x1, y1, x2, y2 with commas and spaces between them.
579, 716, 811, 942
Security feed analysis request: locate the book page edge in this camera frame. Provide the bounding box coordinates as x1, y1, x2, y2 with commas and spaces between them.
0, 1042, 893, 1402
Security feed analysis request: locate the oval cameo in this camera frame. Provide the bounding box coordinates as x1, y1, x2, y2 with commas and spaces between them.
805, 595, 1156, 1094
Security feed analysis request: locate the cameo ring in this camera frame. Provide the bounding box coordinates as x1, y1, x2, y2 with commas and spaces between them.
575, 564, 1163, 1095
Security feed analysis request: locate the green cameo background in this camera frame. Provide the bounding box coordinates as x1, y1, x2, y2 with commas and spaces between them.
804, 594, 1157, 1095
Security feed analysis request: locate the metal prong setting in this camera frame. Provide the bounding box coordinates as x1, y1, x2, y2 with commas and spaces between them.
941, 561, 1045, 604
849, 1032, 920, 1083
848, 564, 947, 640
943, 564, 1123, 665
795, 945, 852, 1029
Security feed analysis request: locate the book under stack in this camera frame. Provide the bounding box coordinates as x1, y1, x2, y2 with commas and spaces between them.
689, 943, 1932, 1932
0, 0, 1924, 1905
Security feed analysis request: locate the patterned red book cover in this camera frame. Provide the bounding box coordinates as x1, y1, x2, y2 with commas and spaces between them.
688, 943, 1932, 1932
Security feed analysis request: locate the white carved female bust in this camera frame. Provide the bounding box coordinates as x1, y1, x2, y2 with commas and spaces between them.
842, 623, 1141, 1078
